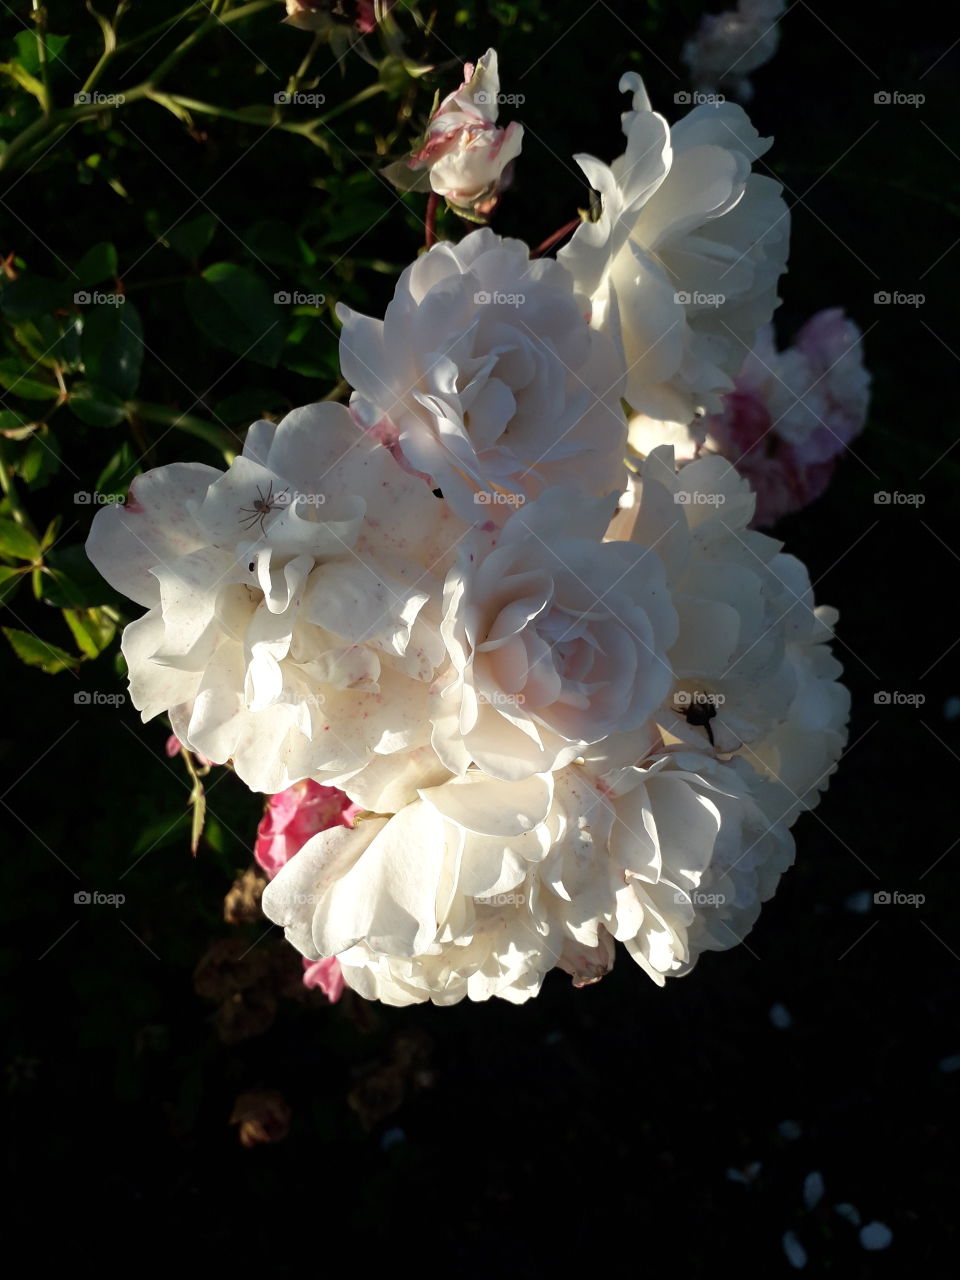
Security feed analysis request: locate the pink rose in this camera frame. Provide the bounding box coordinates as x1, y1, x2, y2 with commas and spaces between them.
703, 309, 870, 525
254, 780, 358, 879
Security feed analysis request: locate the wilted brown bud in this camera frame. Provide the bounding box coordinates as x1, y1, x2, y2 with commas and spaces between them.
230, 1089, 291, 1147
223, 866, 267, 925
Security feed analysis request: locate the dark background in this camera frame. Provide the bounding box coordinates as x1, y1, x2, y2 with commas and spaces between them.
2, 1, 958, 1271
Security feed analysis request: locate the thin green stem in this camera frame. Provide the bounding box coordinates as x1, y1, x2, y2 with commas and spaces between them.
30, 0, 52, 117
127, 400, 237, 462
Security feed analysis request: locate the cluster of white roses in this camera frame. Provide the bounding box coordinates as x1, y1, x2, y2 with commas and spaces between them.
87, 66, 849, 1007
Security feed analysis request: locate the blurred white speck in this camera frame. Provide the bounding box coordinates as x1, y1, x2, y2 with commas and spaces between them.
778, 1119, 802, 1140
726, 1160, 762, 1185
380, 1127, 405, 1150
943, 696, 960, 721
938, 1053, 960, 1073
803, 1171, 825, 1209
860, 1221, 893, 1251
844, 890, 873, 914
783, 1230, 808, 1269
834, 1202, 861, 1226
770, 1002, 792, 1029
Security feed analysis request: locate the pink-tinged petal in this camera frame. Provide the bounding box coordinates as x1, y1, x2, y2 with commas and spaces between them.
86, 463, 220, 608
302, 956, 346, 1001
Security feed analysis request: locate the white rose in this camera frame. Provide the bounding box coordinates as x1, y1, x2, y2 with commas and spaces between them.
431, 487, 678, 780
559, 74, 789, 425
86, 403, 461, 793
337, 227, 628, 523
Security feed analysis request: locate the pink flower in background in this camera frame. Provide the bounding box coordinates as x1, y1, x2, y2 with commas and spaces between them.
704, 308, 870, 525
255, 780, 358, 879
302, 956, 346, 1002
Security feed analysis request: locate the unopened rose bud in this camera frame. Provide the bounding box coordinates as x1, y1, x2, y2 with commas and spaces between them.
384, 48, 523, 222
556, 928, 616, 988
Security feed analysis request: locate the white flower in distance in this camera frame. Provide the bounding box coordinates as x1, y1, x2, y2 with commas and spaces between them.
337, 228, 628, 523
431, 487, 678, 780
86, 403, 462, 794
682, 0, 785, 102
559, 73, 789, 425
384, 48, 524, 221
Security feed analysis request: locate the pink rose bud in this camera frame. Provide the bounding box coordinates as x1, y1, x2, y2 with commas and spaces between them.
384, 48, 523, 221
284, 0, 389, 36
302, 956, 346, 1002
254, 780, 358, 880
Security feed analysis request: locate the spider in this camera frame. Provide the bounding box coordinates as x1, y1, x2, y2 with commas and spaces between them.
238, 481, 288, 536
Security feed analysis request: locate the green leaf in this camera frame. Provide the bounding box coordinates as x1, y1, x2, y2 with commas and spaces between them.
281, 313, 339, 378
2, 626, 79, 673
0, 517, 41, 560
1, 275, 73, 320
13, 31, 70, 77
244, 219, 316, 271
0, 409, 31, 438
63, 607, 116, 660
0, 358, 59, 400
185, 263, 285, 368
95, 440, 137, 497
41, 546, 119, 608
18, 431, 61, 488
80, 301, 144, 399
131, 811, 190, 857
167, 213, 217, 262
68, 381, 126, 428
0, 565, 26, 606
74, 242, 118, 286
